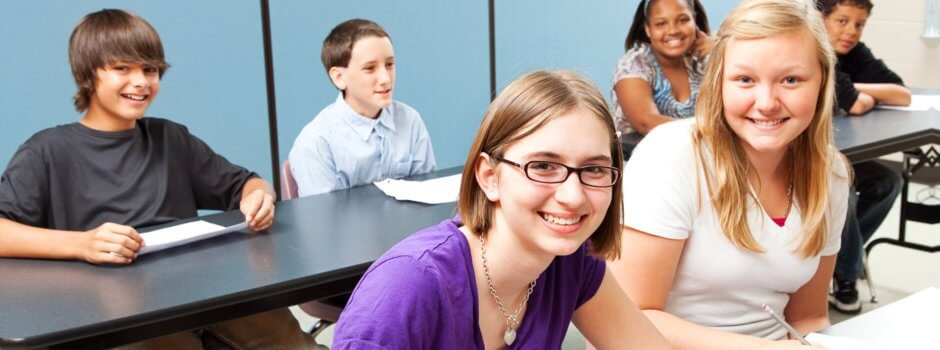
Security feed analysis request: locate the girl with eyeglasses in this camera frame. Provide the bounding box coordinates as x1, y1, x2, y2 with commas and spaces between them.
332, 71, 669, 349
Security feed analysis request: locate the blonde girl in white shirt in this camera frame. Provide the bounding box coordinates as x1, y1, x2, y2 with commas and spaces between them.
609, 0, 851, 348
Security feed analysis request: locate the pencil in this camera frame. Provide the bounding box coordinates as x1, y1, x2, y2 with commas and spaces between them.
761, 304, 811, 345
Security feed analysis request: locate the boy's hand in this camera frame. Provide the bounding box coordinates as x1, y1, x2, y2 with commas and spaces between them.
80, 223, 143, 264
240, 189, 275, 232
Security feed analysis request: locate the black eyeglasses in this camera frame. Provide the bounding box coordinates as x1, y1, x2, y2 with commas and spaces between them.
492, 155, 621, 188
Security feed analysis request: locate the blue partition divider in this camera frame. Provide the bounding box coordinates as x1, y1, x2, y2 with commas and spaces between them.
0, 0, 272, 180
496, 0, 740, 100
1, 0, 741, 181
269, 0, 491, 170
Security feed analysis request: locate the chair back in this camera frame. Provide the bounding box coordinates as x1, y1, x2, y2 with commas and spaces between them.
281, 161, 299, 200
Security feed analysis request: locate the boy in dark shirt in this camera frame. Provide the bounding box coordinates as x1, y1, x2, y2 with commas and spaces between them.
817, 0, 910, 314
0, 9, 313, 349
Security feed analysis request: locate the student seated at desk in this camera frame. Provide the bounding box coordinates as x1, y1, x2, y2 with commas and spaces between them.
332, 71, 670, 349
607, 0, 849, 348
288, 19, 436, 197
816, 0, 907, 314
611, 0, 712, 135
817, 0, 911, 115
0, 9, 314, 349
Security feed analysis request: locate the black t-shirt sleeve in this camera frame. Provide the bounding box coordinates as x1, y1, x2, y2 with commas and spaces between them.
835, 70, 861, 111
182, 130, 259, 211
0, 145, 49, 226
841, 43, 905, 85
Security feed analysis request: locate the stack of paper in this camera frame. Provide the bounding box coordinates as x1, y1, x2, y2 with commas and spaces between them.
138, 220, 249, 255
805, 333, 883, 349
876, 95, 940, 111
373, 174, 462, 204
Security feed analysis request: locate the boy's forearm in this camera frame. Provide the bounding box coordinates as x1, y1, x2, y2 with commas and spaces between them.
849, 93, 875, 115
853, 83, 912, 106
241, 177, 275, 200
0, 218, 81, 260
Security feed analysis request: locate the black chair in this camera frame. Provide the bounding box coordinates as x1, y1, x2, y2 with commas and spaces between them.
866, 147, 940, 255
864, 147, 939, 302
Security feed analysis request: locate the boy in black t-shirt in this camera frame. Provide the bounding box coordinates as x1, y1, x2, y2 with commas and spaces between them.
0, 9, 314, 349
817, 0, 910, 314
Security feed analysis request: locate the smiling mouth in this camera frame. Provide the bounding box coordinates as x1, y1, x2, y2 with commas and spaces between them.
539, 212, 583, 226
748, 117, 789, 127
121, 93, 148, 101
664, 38, 686, 48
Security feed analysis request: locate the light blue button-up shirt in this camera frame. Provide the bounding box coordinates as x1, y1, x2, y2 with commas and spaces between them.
288, 93, 436, 197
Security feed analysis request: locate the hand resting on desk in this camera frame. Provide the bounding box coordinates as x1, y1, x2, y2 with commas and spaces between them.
239, 178, 276, 232
80, 222, 142, 264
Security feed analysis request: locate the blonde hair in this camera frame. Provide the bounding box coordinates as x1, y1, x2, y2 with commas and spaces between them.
457, 71, 624, 260
692, 0, 836, 258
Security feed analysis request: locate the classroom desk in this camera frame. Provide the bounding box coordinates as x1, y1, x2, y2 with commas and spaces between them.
0, 168, 461, 350
820, 287, 940, 348
620, 96, 940, 162
833, 107, 940, 163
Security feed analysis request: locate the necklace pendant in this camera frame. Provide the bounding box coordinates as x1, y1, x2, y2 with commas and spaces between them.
504, 329, 517, 346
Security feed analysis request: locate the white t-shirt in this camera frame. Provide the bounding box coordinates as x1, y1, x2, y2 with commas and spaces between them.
621, 119, 850, 340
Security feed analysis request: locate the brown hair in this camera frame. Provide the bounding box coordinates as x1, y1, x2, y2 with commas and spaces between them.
457, 71, 624, 260
68, 9, 169, 112
692, 0, 837, 258
321, 19, 390, 73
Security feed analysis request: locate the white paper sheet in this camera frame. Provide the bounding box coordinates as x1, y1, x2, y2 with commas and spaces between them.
875, 95, 940, 111
373, 174, 461, 204
138, 220, 249, 255
806, 333, 884, 349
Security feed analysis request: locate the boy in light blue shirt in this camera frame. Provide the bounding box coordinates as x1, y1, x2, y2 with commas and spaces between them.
289, 19, 435, 197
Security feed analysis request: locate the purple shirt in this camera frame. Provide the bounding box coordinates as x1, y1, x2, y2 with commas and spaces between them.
333, 217, 606, 349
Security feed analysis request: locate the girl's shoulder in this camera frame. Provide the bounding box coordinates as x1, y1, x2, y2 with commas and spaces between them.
827, 146, 852, 186
616, 44, 656, 76
620, 44, 655, 64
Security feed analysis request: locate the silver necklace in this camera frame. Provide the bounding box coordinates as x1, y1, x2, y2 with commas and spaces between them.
783, 174, 793, 218
479, 233, 537, 346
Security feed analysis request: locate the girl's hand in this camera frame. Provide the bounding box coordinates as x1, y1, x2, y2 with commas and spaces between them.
689, 29, 714, 60
773, 339, 828, 349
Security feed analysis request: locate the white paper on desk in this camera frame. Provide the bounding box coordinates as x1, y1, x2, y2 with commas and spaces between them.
806, 333, 884, 350
138, 220, 249, 255
373, 174, 461, 204
875, 95, 940, 111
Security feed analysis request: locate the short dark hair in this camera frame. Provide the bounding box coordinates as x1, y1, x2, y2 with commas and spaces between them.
321, 19, 390, 73
68, 9, 169, 112
815, 0, 874, 17
625, 0, 710, 50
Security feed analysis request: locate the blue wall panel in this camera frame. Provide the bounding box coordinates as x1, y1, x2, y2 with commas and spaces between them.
0, 0, 746, 181
495, 0, 635, 94
0, 0, 272, 180
495, 0, 742, 99
269, 1, 491, 170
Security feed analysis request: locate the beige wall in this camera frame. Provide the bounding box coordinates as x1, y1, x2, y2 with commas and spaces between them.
863, 0, 940, 88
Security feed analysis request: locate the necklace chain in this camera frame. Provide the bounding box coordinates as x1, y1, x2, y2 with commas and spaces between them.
479, 233, 537, 342
783, 172, 793, 218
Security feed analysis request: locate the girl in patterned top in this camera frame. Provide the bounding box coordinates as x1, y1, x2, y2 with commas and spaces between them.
611, 0, 711, 135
